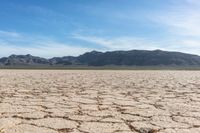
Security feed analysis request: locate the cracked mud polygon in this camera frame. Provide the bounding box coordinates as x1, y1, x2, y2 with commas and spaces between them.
0, 70, 200, 133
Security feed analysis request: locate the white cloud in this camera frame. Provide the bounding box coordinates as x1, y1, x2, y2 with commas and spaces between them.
185, 0, 200, 5
73, 34, 160, 50
157, 39, 200, 55
0, 30, 22, 38
0, 42, 91, 58
0, 30, 92, 58
73, 33, 200, 56
181, 39, 200, 47
154, 0, 200, 37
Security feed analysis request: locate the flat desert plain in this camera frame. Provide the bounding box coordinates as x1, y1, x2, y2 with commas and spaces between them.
0, 70, 200, 133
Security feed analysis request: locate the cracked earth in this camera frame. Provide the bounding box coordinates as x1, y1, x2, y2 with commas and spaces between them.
0, 70, 200, 133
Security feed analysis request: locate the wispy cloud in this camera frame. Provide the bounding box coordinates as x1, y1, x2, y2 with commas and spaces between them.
0, 43, 91, 58
0, 30, 22, 38
154, 0, 200, 37
0, 30, 92, 58
2, 0, 200, 58
1, 29, 200, 58
73, 33, 200, 56
73, 34, 160, 50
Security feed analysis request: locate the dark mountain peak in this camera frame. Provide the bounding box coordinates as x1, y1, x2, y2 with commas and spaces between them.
9, 54, 33, 58
9, 54, 17, 58
153, 49, 163, 52
90, 50, 102, 53
83, 50, 103, 55
26, 54, 32, 57
2, 54, 49, 66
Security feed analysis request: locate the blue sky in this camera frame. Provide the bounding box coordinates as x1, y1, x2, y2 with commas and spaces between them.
0, 0, 200, 57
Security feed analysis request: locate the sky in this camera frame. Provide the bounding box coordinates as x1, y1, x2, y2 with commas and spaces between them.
0, 0, 200, 58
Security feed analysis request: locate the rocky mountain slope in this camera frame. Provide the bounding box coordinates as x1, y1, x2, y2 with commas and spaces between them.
0, 50, 200, 67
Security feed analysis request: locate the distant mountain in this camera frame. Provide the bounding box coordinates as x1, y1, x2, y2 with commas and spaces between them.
1, 50, 200, 67
0, 54, 49, 66
77, 50, 200, 66
49, 56, 76, 65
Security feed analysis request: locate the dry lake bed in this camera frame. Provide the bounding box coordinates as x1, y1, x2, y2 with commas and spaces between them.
0, 70, 200, 133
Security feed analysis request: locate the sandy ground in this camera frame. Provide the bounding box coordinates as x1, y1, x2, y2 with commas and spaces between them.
0, 70, 200, 133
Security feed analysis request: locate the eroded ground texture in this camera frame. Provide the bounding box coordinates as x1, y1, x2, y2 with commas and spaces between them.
0, 70, 200, 133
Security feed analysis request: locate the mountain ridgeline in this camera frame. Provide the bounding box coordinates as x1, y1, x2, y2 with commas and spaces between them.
1, 50, 200, 67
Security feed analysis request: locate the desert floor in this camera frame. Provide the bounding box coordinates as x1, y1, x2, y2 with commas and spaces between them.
0, 70, 200, 133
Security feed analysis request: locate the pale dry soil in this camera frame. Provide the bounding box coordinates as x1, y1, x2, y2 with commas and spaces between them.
0, 70, 200, 133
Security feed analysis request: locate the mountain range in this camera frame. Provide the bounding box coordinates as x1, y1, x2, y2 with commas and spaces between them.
1, 50, 200, 67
